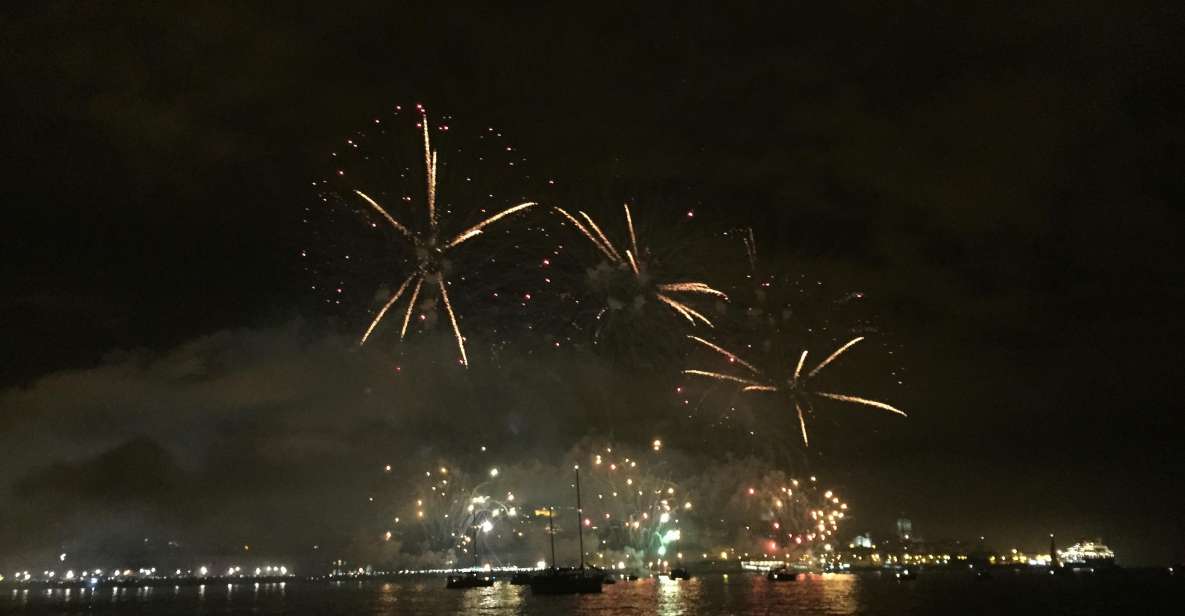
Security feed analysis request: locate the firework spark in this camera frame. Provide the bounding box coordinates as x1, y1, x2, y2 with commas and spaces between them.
685, 335, 906, 445
580, 444, 685, 567
352, 108, 537, 365
734, 471, 847, 554
555, 203, 725, 326
381, 462, 522, 559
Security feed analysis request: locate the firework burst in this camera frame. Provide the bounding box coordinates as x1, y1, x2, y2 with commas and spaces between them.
349, 105, 537, 366
382, 462, 526, 563
554, 204, 726, 328
576, 442, 687, 567
684, 335, 906, 446
721, 227, 883, 344
733, 472, 848, 556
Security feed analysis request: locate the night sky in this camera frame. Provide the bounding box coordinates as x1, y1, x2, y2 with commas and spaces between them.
2, 3, 1183, 567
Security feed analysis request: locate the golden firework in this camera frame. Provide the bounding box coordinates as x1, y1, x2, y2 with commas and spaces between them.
354, 108, 536, 365
685, 336, 906, 446
554, 203, 726, 326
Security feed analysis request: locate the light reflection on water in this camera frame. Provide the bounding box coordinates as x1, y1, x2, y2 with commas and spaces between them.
462, 581, 524, 613
656, 575, 684, 615
805, 572, 859, 614
1, 571, 1176, 615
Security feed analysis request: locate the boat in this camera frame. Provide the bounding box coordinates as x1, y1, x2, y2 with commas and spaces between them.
894, 567, 917, 581
529, 467, 604, 594
626, 574, 639, 581
668, 567, 690, 580
1057, 540, 1117, 572
446, 520, 494, 588
602, 574, 617, 585
446, 573, 494, 588
767, 567, 797, 581
509, 571, 532, 585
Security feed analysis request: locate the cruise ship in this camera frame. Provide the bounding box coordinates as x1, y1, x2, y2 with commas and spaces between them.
1057, 541, 1116, 570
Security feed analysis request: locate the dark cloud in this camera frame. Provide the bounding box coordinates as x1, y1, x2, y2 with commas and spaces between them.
0, 322, 689, 568
15, 436, 186, 504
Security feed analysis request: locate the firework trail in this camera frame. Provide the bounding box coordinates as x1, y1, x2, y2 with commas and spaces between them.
554, 203, 726, 327
684, 335, 906, 446
741, 227, 758, 272
351, 106, 537, 366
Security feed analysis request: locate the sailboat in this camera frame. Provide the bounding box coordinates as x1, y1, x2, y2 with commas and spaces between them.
529, 466, 605, 594
446, 518, 495, 589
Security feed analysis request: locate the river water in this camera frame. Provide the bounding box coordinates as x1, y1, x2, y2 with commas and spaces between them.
2, 570, 1178, 615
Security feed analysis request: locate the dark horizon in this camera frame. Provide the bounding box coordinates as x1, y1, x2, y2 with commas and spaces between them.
2, 3, 1183, 569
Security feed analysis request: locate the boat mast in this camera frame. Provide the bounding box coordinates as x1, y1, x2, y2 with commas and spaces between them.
548, 506, 557, 570
575, 465, 585, 571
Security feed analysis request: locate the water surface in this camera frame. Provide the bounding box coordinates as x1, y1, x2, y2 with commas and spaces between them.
2, 570, 1177, 615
